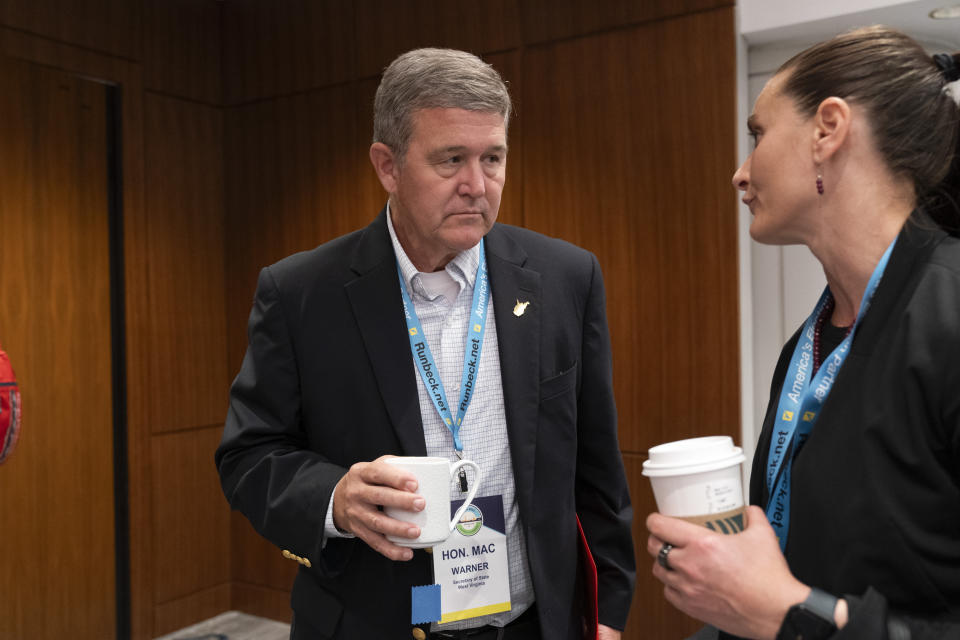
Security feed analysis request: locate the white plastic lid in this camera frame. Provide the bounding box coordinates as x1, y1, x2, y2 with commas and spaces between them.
642, 435, 745, 477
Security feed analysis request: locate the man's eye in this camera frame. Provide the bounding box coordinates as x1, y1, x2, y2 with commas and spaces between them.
749, 131, 760, 148
445, 156, 462, 165
485, 154, 501, 164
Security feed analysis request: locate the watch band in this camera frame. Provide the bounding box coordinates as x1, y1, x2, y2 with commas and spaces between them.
776, 587, 839, 640
804, 587, 839, 623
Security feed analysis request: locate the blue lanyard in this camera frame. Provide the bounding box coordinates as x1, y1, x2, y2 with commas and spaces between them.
397, 239, 490, 452
765, 237, 897, 551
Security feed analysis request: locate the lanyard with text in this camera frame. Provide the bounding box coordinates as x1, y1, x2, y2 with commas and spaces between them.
765, 237, 897, 552
398, 239, 490, 461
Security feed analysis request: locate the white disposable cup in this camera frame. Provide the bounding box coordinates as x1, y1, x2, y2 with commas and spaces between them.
642, 436, 746, 533
384, 456, 481, 548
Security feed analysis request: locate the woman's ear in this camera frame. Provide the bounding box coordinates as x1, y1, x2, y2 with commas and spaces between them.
369, 142, 399, 194
812, 97, 851, 164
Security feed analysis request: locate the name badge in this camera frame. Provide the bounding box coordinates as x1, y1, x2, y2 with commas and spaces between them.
432, 495, 511, 623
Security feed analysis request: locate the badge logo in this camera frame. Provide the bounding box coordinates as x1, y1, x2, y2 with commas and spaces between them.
455, 504, 483, 537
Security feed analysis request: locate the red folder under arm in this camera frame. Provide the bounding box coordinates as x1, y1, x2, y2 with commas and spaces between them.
577, 515, 599, 640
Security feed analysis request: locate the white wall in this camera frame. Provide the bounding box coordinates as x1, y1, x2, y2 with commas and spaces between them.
740, 0, 960, 47
741, 0, 913, 37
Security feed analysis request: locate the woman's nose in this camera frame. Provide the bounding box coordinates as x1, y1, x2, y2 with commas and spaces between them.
732, 157, 750, 191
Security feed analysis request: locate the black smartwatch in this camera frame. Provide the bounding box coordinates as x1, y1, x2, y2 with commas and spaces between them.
776, 587, 838, 640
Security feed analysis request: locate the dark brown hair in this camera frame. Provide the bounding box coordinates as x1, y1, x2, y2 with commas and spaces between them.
778, 26, 960, 234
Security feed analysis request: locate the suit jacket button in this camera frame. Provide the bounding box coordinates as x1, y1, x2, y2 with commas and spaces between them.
411, 627, 427, 640
281, 549, 293, 559
302, 557, 312, 568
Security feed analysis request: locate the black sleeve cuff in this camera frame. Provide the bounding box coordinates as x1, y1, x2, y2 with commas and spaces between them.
834, 588, 890, 639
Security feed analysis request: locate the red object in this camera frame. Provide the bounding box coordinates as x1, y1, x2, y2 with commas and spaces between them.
577, 515, 599, 640
0, 344, 21, 465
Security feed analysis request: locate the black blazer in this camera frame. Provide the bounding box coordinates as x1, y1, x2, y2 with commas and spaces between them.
739, 221, 960, 640
216, 210, 636, 639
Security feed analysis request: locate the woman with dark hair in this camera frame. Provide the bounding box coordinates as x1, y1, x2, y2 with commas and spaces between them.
646, 26, 960, 640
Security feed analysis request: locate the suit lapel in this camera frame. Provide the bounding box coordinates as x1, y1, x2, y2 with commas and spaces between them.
485, 225, 541, 515
342, 216, 544, 479
345, 210, 427, 456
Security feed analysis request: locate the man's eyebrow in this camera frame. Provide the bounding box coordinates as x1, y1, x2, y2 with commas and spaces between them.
426, 146, 467, 161
426, 144, 508, 161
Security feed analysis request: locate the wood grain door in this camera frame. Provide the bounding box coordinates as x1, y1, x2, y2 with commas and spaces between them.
0, 54, 118, 639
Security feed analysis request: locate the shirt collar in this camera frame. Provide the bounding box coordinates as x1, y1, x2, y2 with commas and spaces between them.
386, 202, 481, 292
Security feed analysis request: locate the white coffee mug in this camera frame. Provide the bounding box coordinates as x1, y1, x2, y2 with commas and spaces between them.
384, 456, 481, 548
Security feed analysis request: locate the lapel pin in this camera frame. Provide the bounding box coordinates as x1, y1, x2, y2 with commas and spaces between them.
513, 300, 530, 317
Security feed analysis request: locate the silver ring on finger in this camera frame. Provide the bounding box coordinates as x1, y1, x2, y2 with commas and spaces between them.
658, 543, 674, 571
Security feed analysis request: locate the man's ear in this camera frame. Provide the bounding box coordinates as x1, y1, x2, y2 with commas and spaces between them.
812, 97, 851, 164
369, 142, 400, 194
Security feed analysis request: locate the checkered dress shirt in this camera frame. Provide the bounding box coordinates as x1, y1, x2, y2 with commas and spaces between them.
387, 206, 534, 629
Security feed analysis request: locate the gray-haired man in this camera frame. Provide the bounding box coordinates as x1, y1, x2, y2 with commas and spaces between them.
217, 48, 635, 640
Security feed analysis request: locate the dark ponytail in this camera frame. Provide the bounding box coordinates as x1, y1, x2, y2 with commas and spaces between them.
925, 51, 960, 235
779, 29, 960, 235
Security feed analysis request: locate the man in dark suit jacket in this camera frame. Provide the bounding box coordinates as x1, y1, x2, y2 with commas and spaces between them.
216, 47, 635, 640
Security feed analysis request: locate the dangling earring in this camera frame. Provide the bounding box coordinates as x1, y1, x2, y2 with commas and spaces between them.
816, 170, 824, 195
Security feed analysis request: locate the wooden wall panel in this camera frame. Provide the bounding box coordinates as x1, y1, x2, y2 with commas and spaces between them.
485, 51, 524, 228
519, 0, 733, 45
0, 57, 115, 640
355, 76, 395, 214
521, 8, 739, 454
353, 0, 521, 79
144, 94, 229, 433
144, 93, 233, 638
151, 427, 231, 630
645, 10, 740, 452
221, 0, 353, 106
0, 33, 156, 640
224, 83, 378, 373
232, 582, 293, 623
624, 454, 704, 639
1, 9, 231, 638
143, 0, 222, 104
0, 0, 139, 59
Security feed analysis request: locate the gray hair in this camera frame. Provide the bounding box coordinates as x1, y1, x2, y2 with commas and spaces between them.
373, 48, 512, 160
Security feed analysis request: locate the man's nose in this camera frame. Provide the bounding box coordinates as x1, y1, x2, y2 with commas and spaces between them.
458, 161, 486, 198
